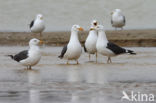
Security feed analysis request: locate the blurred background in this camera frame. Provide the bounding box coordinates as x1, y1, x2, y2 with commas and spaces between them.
0, 0, 155, 32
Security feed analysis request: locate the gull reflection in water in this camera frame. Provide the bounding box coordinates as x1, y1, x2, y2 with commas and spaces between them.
70, 93, 80, 103
27, 69, 41, 103
67, 66, 81, 82
27, 69, 41, 84
84, 66, 108, 84
29, 89, 40, 103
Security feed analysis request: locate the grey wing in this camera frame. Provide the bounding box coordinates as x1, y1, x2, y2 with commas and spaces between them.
58, 45, 67, 59
13, 50, 28, 62
106, 42, 126, 55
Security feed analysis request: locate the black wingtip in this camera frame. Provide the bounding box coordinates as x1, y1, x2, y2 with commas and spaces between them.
58, 55, 63, 59
6, 55, 14, 59
84, 45, 87, 52
127, 50, 136, 55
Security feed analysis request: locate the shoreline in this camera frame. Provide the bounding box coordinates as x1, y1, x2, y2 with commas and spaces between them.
0, 29, 156, 46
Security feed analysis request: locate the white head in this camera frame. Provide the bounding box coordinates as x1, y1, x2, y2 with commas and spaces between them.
71, 24, 84, 31
36, 14, 43, 20
90, 20, 98, 31
91, 20, 98, 27
95, 25, 105, 31
115, 9, 122, 13
111, 9, 122, 15
29, 38, 44, 47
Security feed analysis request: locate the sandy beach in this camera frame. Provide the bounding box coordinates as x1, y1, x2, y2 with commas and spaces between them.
0, 29, 156, 46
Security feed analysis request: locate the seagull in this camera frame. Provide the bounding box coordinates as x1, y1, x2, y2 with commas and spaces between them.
30, 14, 45, 37
7, 38, 44, 69
58, 25, 84, 64
84, 20, 98, 62
111, 9, 126, 30
96, 25, 136, 63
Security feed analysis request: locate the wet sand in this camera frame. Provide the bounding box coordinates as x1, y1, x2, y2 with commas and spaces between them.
0, 29, 156, 46
0, 46, 156, 103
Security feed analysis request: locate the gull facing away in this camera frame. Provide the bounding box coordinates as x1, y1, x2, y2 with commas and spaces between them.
84, 20, 98, 62
7, 38, 44, 69
96, 25, 136, 63
58, 25, 84, 64
111, 9, 126, 30
30, 14, 45, 37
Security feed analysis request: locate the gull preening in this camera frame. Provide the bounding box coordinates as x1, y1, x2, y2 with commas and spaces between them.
7, 38, 44, 69
111, 9, 126, 30
84, 20, 98, 62
58, 25, 84, 64
30, 14, 45, 37
96, 25, 136, 63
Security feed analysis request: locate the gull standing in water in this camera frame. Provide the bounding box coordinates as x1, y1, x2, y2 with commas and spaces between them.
111, 9, 126, 30
58, 25, 84, 64
30, 14, 45, 37
84, 20, 98, 62
96, 25, 136, 63
7, 38, 44, 69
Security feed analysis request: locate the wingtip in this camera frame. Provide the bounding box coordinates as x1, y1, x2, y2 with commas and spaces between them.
58, 55, 63, 59
6, 55, 14, 59
127, 50, 136, 55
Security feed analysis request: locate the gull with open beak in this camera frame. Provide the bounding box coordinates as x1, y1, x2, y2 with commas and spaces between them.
7, 38, 44, 69
59, 24, 84, 64
30, 14, 45, 37
84, 20, 98, 62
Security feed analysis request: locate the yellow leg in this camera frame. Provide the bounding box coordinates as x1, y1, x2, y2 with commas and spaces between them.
66, 60, 69, 65
96, 52, 97, 63
39, 33, 43, 39
76, 60, 79, 64
107, 57, 112, 64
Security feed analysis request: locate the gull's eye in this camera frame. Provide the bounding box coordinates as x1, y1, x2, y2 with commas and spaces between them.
34, 40, 37, 42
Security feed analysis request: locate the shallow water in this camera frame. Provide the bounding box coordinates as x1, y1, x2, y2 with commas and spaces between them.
0, 46, 156, 103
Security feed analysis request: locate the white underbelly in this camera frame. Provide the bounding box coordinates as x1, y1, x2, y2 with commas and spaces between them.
31, 24, 45, 33
112, 20, 124, 27
97, 45, 115, 57
64, 45, 82, 60
20, 54, 41, 66
85, 40, 97, 54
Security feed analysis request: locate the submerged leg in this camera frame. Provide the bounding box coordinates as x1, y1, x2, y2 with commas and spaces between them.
40, 32, 42, 37
107, 57, 112, 63
109, 57, 112, 63
95, 52, 97, 63
76, 60, 79, 64
89, 54, 91, 61
66, 60, 69, 65
107, 57, 109, 63
29, 66, 32, 70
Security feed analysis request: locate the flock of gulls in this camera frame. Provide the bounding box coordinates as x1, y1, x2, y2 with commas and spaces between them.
7, 9, 136, 69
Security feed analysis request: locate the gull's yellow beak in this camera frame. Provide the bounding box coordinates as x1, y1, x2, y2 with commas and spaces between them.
39, 40, 44, 45
40, 17, 43, 20
78, 27, 84, 31
111, 11, 114, 15
90, 28, 95, 31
